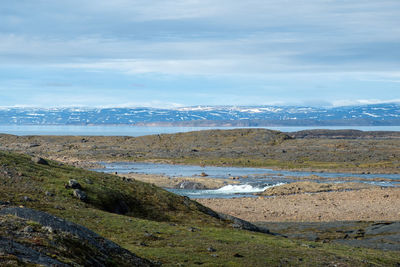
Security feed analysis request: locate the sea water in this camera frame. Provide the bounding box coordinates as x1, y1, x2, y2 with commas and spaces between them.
1, 125, 400, 136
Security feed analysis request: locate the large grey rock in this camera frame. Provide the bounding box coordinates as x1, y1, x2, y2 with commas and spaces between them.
31, 156, 49, 165
73, 189, 88, 202
67, 179, 82, 189
176, 181, 207, 190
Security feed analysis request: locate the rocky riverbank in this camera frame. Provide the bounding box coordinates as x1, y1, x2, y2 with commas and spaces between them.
116, 172, 238, 189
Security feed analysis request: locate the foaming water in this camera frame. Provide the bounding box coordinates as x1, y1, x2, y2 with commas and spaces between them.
166, 183, 285, 199
214, 183, 285, 194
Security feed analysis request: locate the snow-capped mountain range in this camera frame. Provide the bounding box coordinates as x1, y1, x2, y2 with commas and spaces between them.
0, 104, 399, 126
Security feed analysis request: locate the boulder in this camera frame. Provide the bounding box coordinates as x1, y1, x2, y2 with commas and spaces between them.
23, 226, 34, 233
29, 143, 40, 148
176, 181, 207, 190
31, 156, 49, 165
23, 196, 33, 202
45, 191, 54, 197
73, 189, 88, 202
67, 179, 82, 189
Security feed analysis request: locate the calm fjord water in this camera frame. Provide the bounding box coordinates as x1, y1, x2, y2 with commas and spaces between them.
1, 125, 400, 136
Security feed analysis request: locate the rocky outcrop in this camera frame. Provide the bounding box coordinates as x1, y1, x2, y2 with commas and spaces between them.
337, 222, 400, 251
0, 236, 69, 266
189, 201, 271, 234
216, 212, 271, 234
0, 207, 153, 266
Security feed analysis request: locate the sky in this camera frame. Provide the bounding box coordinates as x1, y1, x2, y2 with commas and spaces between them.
0, 0, 400, 108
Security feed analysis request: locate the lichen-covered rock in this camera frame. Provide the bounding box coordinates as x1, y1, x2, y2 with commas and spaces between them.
67, 179, 82, 189
73, 189, 88, 202
31, 156, 48, 165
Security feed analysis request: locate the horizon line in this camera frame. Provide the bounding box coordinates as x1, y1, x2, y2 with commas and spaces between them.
0, 102, 400, 110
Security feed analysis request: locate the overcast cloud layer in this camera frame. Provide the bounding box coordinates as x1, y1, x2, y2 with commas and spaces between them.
1, 0, 399, 107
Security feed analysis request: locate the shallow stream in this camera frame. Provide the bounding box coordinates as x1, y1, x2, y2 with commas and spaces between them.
93, 162, 400, 199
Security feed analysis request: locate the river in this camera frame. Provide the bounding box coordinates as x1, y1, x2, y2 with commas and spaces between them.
94, 162, 400, 199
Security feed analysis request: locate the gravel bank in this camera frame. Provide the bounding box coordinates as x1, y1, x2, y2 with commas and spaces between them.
197, 187, 400, 222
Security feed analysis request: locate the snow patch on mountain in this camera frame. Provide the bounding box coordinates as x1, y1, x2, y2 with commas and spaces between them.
0, 104, 399, 126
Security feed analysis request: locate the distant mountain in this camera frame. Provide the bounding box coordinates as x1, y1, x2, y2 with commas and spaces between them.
0, 103, 399, 126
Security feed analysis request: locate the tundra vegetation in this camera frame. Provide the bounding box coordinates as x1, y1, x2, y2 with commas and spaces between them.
1, 129, 400, 173
0, 129, 400, 265
0, 150, 399, 265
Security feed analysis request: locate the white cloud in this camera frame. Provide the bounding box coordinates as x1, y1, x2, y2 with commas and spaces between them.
1, 0, 399, 76
332, 99, 400, 107
0, 1, 399, 107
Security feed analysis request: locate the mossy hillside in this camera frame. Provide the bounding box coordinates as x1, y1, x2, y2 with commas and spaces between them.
36, 206, 400, 267
0, 150, 217, 223
2, 197, 400, 266
1, 150, 400, 266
